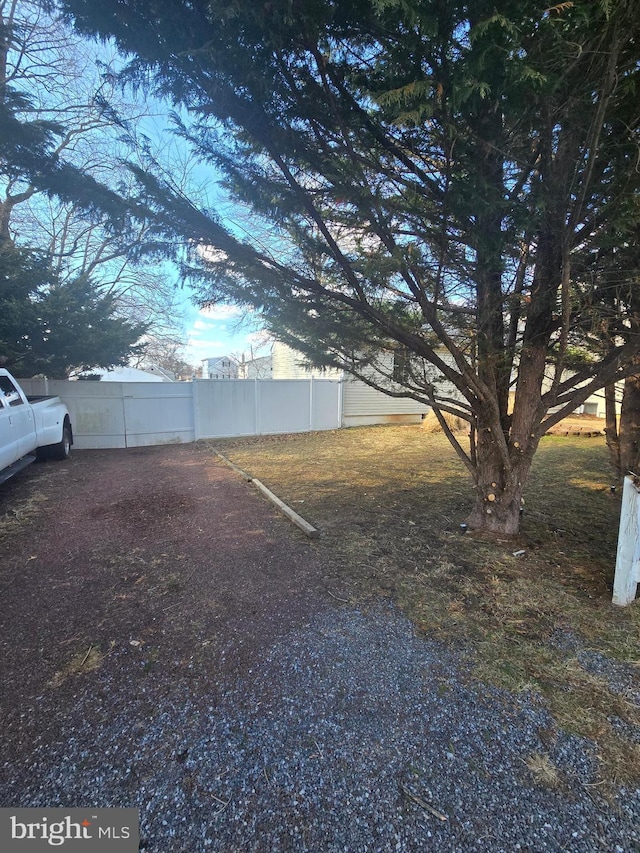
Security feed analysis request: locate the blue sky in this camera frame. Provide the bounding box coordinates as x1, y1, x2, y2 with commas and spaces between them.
131, 113, 274, 367
182, 301, 272, 367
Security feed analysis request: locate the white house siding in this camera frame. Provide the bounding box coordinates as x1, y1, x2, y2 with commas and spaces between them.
580, 389, 608, 418
272, 342, 427, 426
541, 370, 615, 420
271, 342, 342, 380
238, 355, 273, 379
202, 356, 239, 380
342, 377, 427, 426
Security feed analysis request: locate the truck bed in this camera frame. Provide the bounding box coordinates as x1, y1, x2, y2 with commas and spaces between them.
27, 395, 60, 404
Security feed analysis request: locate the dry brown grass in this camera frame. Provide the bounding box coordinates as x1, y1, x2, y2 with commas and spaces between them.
0, 465, 60, 543
421, 409, 469, 434
525, 753, 561, 788
48, 644, 104, 687
207, 425, 640, 788
0, 491, 49, 542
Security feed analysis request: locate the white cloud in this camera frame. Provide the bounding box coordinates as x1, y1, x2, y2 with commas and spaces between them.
198, 246, 228, 264
182, 302, 265, 365
245, 330, 274, 354
185, 338, 228, 361
198, 304, 243, 322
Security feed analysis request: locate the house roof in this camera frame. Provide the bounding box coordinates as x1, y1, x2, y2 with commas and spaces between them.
80, 366, 171, 383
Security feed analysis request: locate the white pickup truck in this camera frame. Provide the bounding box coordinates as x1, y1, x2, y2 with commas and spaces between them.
0, 369, 73, 484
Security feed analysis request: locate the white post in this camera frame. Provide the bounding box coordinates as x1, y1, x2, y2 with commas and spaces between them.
613, 475, 640, 606
254, 379, 260, 435
192, 381, 201, 441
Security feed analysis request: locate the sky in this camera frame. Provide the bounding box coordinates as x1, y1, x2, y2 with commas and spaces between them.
129, 118, 265, 367
130, 115, 274, 369
182, 301, 273, 367
6, 4, 272, 371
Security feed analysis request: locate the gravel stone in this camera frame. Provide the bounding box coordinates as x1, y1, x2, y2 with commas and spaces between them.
5, 604, 639, 852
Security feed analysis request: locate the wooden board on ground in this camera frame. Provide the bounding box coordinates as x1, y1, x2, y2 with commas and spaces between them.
544, 414, 605, 437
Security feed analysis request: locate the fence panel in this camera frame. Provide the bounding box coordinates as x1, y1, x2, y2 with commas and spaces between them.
122, 383, 195, 447
194, 379, 342, 439
257, 380, 313, 435
613, 475, 640, 606
20, 379, 128, 449
17, 377, 342, 448
193, 380, 258, 439
18, 379, 193, 449
311, 380, 342, 431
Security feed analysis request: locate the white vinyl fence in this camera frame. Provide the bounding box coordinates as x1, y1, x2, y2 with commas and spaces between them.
613, 474, 640, 606
17, 378, 342, 450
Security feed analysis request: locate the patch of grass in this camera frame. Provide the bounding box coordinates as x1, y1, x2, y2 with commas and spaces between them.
152, 572, 184, 597
49, 644, 104, 687
0, 491, 49, 543
97, 548, 189, 598
525, 753, 561, 788
207, 426, 640, 787
141, 646, 160, 674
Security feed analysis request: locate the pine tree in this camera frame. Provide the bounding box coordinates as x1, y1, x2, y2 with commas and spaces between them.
62, 0, 640, 535
0, 245, 147, 377
0, 0, 188, 347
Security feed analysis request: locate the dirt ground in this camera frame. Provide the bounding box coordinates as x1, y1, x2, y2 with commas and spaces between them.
0, 433, 638, 850
0, 443, 335, 789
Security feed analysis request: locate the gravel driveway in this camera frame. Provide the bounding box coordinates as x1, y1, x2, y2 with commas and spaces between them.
0, 444, 637, 851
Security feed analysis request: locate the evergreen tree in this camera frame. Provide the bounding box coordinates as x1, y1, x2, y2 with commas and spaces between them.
0, 245, 147, 377
585, 238, 640, 479
1, 0, 189, 341
62, 0, 640, 535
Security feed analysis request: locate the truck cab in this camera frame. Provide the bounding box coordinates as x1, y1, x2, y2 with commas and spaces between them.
0, 370, 72, 484
0, 373, 37, 467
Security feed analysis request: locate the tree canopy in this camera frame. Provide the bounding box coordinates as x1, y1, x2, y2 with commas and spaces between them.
0, 0, 189, 370
0, 244, 148, 377
61, 0, 640, 534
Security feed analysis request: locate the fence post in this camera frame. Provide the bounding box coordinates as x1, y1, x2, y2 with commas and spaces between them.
613, 474, 640, 606
254, 379, 260, 435
192, 381, 200, 440
121, 384, 128, 448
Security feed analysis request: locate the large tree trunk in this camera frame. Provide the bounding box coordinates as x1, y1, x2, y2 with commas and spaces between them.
618, 371, 640, 477
463, 226, 558, 535
466, 102, 570, 538
605, 382, 621, 475
466, 403, 535, 537
466, 460, 528, 537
